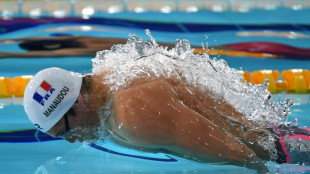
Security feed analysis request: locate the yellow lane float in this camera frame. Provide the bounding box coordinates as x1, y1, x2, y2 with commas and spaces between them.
282, 69, 310, 93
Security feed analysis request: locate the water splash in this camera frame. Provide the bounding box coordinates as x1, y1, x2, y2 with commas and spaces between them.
92, 29, 292, 129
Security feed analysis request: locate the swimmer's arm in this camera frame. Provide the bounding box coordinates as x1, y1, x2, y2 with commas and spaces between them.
114, 79, 267, 172
0, 36, 85, 43
164, 101, 266, 171
0, 48, 97, 58
0, 36, 175, 47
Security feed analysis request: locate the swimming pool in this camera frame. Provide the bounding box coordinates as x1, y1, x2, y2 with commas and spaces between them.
1, 1, 310, 173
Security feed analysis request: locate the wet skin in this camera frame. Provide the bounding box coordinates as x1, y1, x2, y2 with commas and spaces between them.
47, 77, 269, 172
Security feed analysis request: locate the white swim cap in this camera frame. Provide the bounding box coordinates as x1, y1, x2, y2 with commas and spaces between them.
24, 67, 82, 132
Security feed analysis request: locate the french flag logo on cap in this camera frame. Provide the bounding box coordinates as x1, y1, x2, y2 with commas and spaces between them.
33, 81, 55, 106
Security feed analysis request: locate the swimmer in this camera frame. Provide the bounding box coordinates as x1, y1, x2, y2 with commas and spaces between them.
0, 36, 175, 58
1, 36, 310, 59
23, 67, 310, 173
216, 42, 310, 60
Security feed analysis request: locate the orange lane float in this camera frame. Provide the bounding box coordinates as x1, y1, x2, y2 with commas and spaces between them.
12, 76, 33, 97
0, 77, 11, 98
251, 70, 280, 93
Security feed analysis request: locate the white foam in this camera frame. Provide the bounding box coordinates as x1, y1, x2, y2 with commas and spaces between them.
91, 29, 292, 128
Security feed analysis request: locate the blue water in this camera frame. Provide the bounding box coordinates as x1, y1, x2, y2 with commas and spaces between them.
1, 8, 310, 174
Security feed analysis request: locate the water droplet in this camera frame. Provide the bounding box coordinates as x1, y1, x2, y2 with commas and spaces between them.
118, 123, 123, 129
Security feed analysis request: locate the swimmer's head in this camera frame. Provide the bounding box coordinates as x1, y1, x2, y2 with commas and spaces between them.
24, 67, 82, 132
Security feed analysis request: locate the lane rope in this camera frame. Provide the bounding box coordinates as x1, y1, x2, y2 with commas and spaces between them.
1, 69, 309, 100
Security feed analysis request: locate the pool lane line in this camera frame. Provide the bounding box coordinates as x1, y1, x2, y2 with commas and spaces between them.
0, 129, 61, 143
89, 143, 177, 162
0, 129, 178, 162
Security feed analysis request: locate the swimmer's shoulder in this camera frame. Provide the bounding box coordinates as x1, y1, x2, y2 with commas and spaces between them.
112, 78, 181, 129
112, 78, 178, 137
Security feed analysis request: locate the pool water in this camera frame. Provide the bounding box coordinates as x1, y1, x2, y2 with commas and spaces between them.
1, 6, 310, 174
